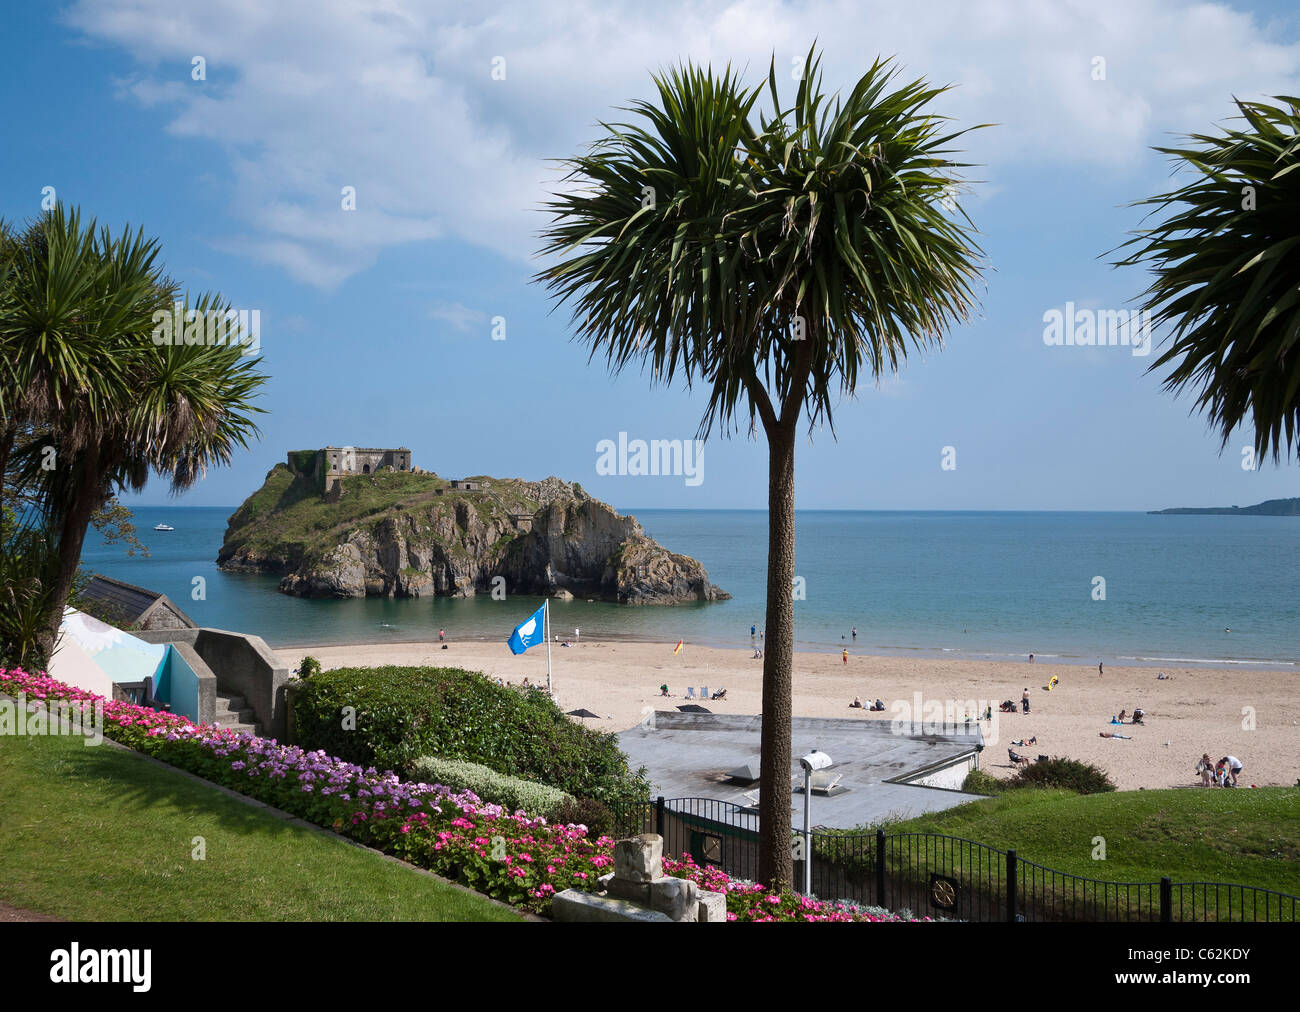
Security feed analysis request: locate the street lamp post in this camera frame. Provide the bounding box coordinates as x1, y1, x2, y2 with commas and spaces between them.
798, 750, 832, 896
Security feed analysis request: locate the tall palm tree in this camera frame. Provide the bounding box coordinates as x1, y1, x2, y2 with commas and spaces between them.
536, 50, 985, 890
0, 206, 267, 662
1115, 96, 1300, 463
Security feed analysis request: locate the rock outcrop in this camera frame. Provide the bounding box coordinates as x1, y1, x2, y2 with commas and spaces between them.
218, 464, 729, 605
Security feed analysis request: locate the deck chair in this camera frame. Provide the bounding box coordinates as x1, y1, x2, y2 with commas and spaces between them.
1008, 748, 1030, 767
741, 790, 761, 809
810, 772, 843, 794
700, 687, 709, 700
712, 688, 726, 700
684, 686, 696, 700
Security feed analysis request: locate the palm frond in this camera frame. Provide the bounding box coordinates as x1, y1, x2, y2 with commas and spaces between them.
1114, 96, 1300, 462
534, 49, 987, 439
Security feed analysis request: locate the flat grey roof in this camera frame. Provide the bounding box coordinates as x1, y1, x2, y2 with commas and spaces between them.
618, 711, 986, 831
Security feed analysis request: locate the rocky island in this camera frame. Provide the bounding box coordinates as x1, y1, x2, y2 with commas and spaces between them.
217, 446, 730, 605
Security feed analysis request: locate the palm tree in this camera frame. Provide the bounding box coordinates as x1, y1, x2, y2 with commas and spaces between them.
536, 50, 985, 890
0, 206, 267, 662
1115, 96, 1300, 463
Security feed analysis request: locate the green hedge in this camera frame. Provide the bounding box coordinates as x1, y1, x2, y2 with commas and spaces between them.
290, 665, 649, 803
410, 756, 573, 817
963, 759, 1115, 796
961, 768, 1007, 796
1008, 757, 1116, 794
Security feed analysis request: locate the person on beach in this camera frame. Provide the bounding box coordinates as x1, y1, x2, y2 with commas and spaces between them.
1224, 755, 1243, 786
851, 695, 863, 708
1117, 709, 1128, 724
439, 628, 446, 643
1028, 653, 1034, 663
842, 648, 849, 665
1132, 707, 1145, 724
1021, 688, 1030, 714
852, 626, 857, 641
1196, 754, 1214, 787
1098, 661, 1104, 676
659, 684, 669, 696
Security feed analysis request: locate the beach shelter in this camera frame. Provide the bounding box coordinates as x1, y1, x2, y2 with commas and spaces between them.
49, 608, 168, 700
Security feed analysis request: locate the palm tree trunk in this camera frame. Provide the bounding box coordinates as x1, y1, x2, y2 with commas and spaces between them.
0, 420, 17, 499
37, 449, 103, 661
758, 419, 796, 891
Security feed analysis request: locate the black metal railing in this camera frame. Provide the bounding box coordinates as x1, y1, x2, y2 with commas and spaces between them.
607, 797, 1298, 923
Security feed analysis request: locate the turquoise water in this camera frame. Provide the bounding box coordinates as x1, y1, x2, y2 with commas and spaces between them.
82, 508, 1300, 667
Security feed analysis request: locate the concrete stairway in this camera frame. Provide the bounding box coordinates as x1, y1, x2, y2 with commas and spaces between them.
213, 692, 261, 736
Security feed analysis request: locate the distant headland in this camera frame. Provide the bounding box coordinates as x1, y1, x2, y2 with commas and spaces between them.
1148, 497, 1300, 516
216, 445, 730, 605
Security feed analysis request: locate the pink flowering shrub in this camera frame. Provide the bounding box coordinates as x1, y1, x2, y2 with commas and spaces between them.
662, 855, 921, 921
1, 667, 615, 912
0, 669, 919, 921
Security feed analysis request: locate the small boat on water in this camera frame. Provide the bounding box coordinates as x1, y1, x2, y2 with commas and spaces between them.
153, 523, 175, 532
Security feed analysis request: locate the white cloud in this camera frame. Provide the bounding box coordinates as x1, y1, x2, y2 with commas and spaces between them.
428, 302, 487, 333
65, 0, 1300, 288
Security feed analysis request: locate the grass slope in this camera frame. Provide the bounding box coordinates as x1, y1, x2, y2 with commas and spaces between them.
0, 733, 521, 922
882, 787, 1300, 894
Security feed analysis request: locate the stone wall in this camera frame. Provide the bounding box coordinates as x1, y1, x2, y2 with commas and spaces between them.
136, 627, 290, 738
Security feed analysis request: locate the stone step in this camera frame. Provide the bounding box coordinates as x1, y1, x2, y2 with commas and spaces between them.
215, 719, 261, 737
213, 708, 257, 727
215, 693, 247, 712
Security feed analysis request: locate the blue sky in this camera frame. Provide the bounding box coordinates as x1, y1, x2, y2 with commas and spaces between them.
4, 0, 1300, 511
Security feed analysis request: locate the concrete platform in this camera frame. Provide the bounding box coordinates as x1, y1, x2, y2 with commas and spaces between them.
618, 711, 985, 830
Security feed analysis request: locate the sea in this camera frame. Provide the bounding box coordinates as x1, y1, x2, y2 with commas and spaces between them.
82, 507, 1300, 669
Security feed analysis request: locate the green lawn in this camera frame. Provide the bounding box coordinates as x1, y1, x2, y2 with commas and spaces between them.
879, 787, 1300, 895
0, 733, 522, 922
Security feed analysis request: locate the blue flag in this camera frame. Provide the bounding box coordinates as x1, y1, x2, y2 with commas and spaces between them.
507, 604, 546, 655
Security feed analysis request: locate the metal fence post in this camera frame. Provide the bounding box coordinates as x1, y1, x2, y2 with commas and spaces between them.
1006, 849, 1018, 923
876, 830, 887, 908
1160, 877, 1172, 923
655, 796, 665, 839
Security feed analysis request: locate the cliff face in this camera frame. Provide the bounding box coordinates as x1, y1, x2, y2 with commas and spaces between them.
217, 465, 728, 605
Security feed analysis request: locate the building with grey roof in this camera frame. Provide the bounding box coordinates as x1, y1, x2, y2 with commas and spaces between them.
78, 574, 197, 632
618, 710, 986, 832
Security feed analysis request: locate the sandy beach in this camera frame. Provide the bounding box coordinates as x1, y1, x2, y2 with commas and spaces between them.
279, 639, 1300, 792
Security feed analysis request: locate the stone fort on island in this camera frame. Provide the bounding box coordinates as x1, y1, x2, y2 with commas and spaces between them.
287, 446, 412, 494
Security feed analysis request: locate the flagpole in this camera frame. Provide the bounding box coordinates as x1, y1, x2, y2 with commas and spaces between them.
545, 598, 552, 696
